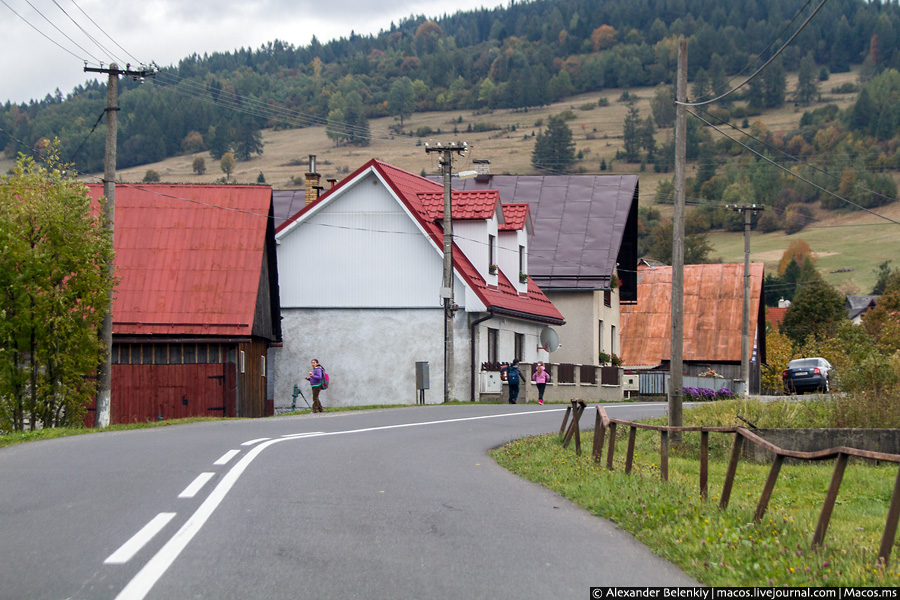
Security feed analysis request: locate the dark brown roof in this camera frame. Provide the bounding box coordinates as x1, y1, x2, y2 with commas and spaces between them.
444, 174, 639, 299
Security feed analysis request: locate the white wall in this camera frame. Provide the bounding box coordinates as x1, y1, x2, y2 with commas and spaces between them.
272, 308, 472, 409
277, 171, 452, 309
498, 229, 528, 294
543, 286, 620, 366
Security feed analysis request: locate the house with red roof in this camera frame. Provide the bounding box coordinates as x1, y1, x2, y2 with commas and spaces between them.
86, 184, 281, 423
272, 159, 564, 407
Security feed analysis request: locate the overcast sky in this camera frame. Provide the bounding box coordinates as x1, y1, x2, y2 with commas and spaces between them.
1, 0, 506, 104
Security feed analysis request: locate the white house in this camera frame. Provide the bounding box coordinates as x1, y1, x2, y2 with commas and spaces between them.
270, 159, 564, 409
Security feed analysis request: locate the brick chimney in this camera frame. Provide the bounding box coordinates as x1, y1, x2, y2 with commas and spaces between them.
304, 154, 321, 206
473, 159, 492, 183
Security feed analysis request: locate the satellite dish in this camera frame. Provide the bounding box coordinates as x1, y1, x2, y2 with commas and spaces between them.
538, 327, 560, 353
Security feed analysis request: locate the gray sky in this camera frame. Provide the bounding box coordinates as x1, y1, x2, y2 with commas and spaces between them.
1, 0, 504, 104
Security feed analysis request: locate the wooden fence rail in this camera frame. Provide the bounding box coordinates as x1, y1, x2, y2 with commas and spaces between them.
560, 404, 900, 567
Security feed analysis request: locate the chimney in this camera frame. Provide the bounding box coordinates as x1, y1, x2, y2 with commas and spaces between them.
304, 154, 321, 206
778, 297, 792, 308
473, 158, 492, 183
327, 178, 337, 189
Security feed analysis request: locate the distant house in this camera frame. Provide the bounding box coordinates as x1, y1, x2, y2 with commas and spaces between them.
271, 159, 564, 408
846, 295, 879, 325
443, 171, 639, 373
620, 262, 766, 393
86, 184, 281, 423
765, 306, 788, 331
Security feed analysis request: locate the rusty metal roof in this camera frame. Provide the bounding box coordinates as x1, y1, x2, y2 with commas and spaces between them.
620, 262, 765, 365
443, 175, 639, 297
86, 183, 273, 337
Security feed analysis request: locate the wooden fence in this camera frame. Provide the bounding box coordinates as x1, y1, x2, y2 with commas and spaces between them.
558, 402, 900, 567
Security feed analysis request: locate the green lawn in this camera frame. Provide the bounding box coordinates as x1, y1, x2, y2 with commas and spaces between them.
491, 407, 900, 587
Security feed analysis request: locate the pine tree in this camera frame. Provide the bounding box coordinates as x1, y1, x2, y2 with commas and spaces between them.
530, 115, 576, 173
622, 101, 642, 163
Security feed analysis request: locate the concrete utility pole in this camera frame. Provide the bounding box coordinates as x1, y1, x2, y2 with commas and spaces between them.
84, 63, 156, 427
669, 40, 688, 441
424, 142, 468, 403
728, 204, 765, 395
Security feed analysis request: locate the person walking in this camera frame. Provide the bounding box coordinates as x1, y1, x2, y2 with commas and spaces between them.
501, 359, 522, 404
306, 359, 325, 413
532, 361, 550, 404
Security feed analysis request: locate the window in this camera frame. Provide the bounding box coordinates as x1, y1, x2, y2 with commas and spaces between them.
515, 333, 524, 362
598, 320, 604, 352
261, 356, 266, 377
487, 328, 499, 363
240, 350, 245, 374
611, 325, 616, 357
518, 245, 524, 275
488, 234, 495, 270
604, 289, 612, 307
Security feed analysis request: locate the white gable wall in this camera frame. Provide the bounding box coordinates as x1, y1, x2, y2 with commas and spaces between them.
454, 219, 498, 286
278, 171, 454, 309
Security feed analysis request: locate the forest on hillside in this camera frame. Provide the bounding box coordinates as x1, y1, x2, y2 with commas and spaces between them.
3, 0, 900, 195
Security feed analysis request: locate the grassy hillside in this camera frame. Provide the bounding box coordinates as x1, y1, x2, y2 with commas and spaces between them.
5, 69, 890, 293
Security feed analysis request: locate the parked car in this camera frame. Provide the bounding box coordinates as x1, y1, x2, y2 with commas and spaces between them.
783, 357, 833, 394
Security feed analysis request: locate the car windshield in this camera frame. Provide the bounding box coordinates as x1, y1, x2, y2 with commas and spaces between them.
789, 359, 821, 368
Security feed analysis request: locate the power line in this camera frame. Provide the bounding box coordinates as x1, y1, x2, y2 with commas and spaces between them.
50, 0, 123, 65
0, 0, 84, 61
677, 0, 830, 107
688, 109, 900, 226
20, 0, 102, 63
67, 0, 143, 65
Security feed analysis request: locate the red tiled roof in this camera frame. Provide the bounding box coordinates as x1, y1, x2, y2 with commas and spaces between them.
279, 160, 563, 325
417, 190, 502, 221
86, 183, 272, 337
499, 203, 531, 232
766, 306, 787, 329
620, 262, 764, 365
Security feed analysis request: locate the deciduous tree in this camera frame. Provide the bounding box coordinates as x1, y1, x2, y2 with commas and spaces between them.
0, 146, 114, 431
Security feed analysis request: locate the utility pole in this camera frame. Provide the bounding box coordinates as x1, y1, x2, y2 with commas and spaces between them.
728, 204, 765, 396
84, 63, 156, 427
424, 142, 468, 403
669, 40, 688, 441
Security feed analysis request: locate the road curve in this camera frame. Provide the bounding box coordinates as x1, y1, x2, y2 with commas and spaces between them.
0, 403, 698, 599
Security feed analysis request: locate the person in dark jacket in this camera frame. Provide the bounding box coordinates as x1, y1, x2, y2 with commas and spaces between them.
501, 359, 522, 404
306, 358, 325, 413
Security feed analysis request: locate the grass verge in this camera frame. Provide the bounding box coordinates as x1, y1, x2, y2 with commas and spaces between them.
490, 413, 900, 586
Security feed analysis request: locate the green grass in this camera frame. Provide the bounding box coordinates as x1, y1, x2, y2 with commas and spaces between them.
491, 407, 900, 586
707, 219, 900, 295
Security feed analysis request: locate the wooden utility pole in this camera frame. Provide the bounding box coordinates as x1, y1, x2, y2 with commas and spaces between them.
670, 40, 688, 440
424, 142, 468, 403
84, 63, 156, 427
728, 204, 765, 395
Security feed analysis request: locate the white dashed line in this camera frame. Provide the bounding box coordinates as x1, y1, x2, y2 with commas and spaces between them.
213, 449, 240, 465
104, 513, 176, 565
178, 473, 215, 499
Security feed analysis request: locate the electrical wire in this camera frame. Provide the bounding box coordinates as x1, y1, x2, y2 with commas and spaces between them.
19, 0, 102, 63
0, 0, 84, 61
688, 109, 900, 226
50, 0, 123, 65
67, 0, 143, 66
677, 0, 831, 107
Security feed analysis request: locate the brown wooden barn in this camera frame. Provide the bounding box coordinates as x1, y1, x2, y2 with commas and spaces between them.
86, 184, 281, 423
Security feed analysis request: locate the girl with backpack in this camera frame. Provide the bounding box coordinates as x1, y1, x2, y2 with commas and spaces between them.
306, 359, 326, 413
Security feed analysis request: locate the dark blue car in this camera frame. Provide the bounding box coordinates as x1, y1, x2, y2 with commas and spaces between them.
782, 357, 832, 394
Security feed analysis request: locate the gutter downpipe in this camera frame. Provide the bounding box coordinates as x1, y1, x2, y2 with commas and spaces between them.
470, 310, 495, 402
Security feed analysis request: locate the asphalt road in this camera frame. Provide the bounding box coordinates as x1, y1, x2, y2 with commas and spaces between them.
0, 403, 698, 599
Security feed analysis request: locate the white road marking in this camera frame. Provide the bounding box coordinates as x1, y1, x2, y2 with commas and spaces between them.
177, 473, 215, 499
241, 438, 271, 446
280, 431, 325, 438
212, 449, 240, 465
114, 407, 568, 600
104, 513, 176, 565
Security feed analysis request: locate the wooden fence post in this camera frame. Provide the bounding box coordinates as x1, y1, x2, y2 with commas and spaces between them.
660, 430, 669, 481
606, 422, 617, 470
719, 433, 744, 510
700, 430, 709, 500
878, 464, 900, 567
813, 453, 849, 549
625, 426, 637, 474
754, 454, 784, 522
592, 409, 605, 463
